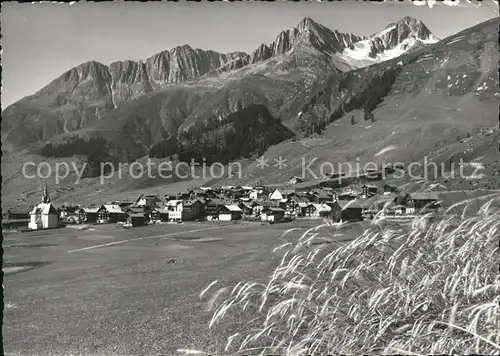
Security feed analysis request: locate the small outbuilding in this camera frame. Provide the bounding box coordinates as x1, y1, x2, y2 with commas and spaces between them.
362, 184, 378, 197
7, 208, 29, 220
157, 208, 170, 222
83, 207, 100, 223
103, 204, 127, 223
408, 192, 440, 211
261, 207, 285, 222
127, 213, 147, 227
339, 200, 364, 223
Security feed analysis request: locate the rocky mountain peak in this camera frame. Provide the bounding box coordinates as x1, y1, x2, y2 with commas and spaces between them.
250, 17, 365, 64
373, 16, 437, 42
296, 17, 321, 33
359, 16, 439, 60
3, 15, 443, 151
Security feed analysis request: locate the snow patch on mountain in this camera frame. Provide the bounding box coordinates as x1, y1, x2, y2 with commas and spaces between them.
339, 33, 438, 66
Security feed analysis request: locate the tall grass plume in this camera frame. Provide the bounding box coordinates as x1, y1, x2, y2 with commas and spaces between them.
201, 197, 500, 355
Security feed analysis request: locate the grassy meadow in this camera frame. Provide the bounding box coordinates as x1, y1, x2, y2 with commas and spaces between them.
200, 196, 500, 355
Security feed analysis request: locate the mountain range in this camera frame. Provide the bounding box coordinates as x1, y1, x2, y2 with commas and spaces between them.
2, 16, 498, 207
2, 16, 437, 149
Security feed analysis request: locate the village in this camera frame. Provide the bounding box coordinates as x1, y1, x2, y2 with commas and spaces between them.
4, 166, 449, 231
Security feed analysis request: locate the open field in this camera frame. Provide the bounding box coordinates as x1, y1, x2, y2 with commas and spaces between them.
204, 199, 500, 355
2, 219, 368, 355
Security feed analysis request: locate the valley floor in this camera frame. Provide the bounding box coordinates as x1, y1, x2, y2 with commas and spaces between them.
2, 220, 365, 355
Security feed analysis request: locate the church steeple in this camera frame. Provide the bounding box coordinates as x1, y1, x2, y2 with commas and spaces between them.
42, 182, 50, 204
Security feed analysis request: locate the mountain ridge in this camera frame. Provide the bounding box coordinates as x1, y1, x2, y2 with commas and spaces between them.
3, 15, 437, 111
1, 15, 439, 158
2, 17, 499, 208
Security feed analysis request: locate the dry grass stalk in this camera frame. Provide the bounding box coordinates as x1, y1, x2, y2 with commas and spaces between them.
201, 196, 500, 355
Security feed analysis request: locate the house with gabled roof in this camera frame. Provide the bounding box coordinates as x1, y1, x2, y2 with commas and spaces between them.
83, 206, 100, 223
102, 204, 127, 223
253, 201, 275, 217
303, 203, 332, 218
205, 198, 227, 220
261, 207, 285, 222
125, 205, 152, 222
308, 190, 332, 204
268, 189, 284, 203
238, 201, 255, 217
217, 205, 242, 221
166, 200, 183, 222
283, 193, 310, 217
135, 194, 163, 209
61, 206, 86, 223
182, 199, 206, 221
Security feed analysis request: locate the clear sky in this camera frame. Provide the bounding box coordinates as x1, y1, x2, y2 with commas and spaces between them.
2, 0, 498, 108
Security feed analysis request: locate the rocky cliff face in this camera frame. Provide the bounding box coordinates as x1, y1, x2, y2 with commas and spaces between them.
144, 46, 249, 88
1, 46, 250, 147
108, 60, 153, 107
2, 16, 439, 150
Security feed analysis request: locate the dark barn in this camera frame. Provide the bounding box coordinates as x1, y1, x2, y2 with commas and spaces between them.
339, 201, 364, 222
127, 213, 147, 227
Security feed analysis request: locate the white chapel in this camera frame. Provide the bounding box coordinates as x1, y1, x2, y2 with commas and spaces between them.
28, 183, 59, 230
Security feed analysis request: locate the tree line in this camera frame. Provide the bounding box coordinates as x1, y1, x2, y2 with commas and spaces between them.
149, 104, 294, 165
299, 65, 402, 136
39, 135, 112, 177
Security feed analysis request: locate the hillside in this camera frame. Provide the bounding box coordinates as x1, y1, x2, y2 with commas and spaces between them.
268, 17, 499, 168
213, 17, 499, 186
2, 16, 437, 152
2, 17, 498, 208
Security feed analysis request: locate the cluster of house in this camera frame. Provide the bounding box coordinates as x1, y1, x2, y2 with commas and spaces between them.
5, 177, 446, 230
61, 185, 444, 226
